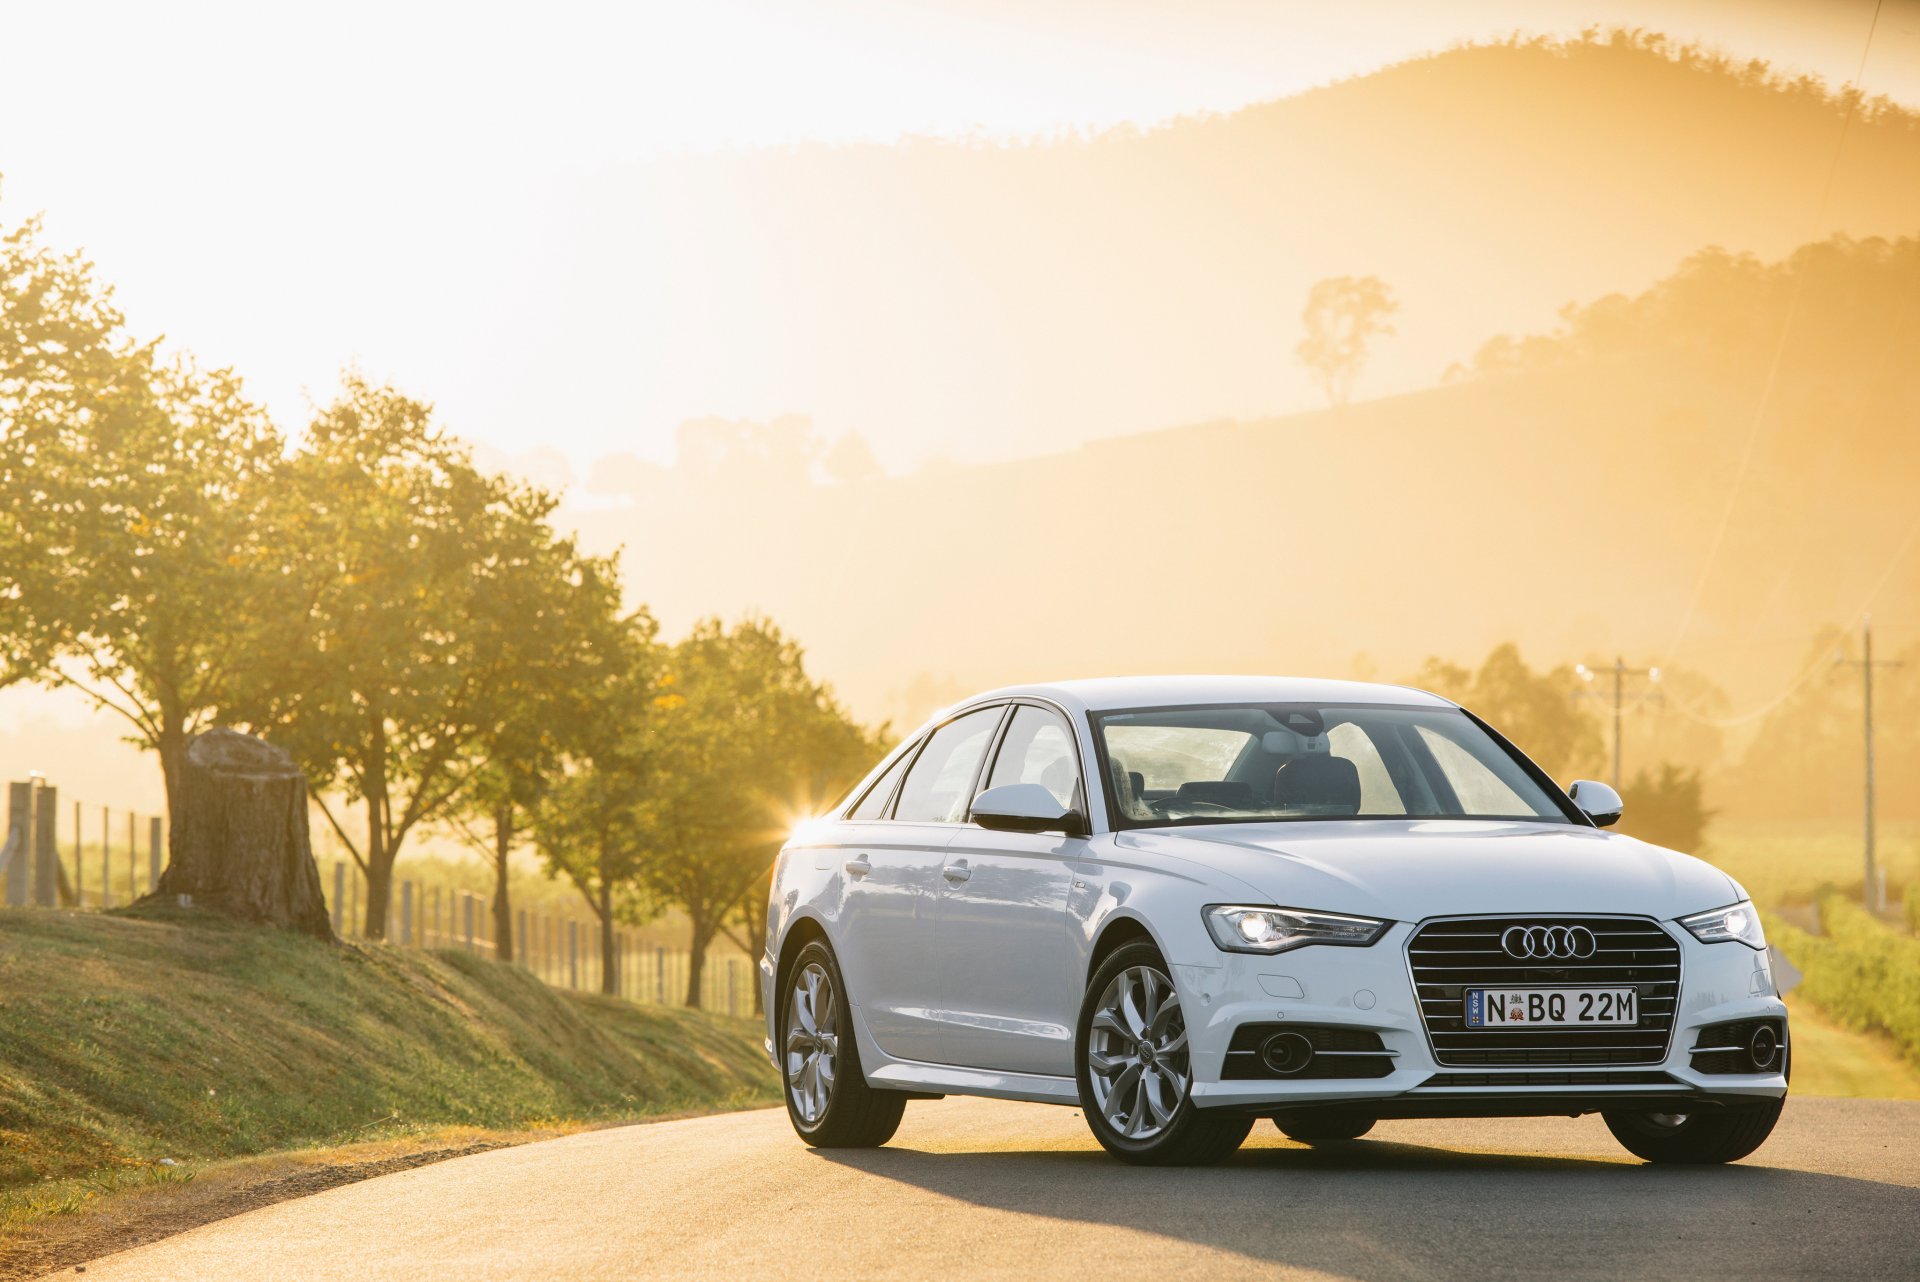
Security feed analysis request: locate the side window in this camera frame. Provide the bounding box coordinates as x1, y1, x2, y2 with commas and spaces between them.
893, 707, 1003, 824
846, 747, 914, 821
1415, 724, 1534, 815
985, 705, 1081, 809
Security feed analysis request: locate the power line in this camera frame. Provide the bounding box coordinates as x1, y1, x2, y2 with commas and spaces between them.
1572, 658, 1661, 787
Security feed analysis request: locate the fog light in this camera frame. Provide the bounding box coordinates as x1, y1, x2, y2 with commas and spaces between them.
1747, 1024, 1780, 1072
1261, 1031, 1315, 1075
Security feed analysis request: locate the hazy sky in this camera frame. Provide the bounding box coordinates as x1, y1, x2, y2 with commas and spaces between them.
0, 0, 1912, 476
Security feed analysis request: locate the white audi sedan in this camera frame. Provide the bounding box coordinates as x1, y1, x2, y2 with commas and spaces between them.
761, 677, 1788, 1165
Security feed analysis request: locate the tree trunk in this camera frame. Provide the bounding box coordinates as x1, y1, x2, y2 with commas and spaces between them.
148, 728, 333, 939
598, 876, 617, 997
156, 718, 187, 832
362, 715, 391, 940
492, 802, 515, 964
685, 913, 715, 1008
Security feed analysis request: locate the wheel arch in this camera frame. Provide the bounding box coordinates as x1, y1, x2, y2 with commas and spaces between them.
774, 912, 831, 1015
1086, 911, 1168, 983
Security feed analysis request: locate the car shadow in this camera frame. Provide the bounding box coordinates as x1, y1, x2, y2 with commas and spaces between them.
814, 1132, 1920, 1279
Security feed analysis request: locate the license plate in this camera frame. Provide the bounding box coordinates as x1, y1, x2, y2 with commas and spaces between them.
1465, 987, 1638, 1027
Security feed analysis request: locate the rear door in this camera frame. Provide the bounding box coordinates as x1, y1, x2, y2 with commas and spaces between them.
836, 704, 1006, 1064
930, 701, 1088, 1076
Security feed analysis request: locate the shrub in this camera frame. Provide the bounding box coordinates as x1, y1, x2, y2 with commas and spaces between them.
1765, 893, 1920, 1067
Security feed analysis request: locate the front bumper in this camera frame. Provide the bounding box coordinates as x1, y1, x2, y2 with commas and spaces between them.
1176, 920, 1789, 1115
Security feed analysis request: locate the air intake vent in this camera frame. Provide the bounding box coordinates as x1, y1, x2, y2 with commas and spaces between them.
1408, 916, 1680, 1067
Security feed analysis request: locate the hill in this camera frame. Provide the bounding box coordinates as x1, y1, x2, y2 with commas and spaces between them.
570, 30, 1920, 463
574, 232, 1920, 762
0, 908, 774, 1201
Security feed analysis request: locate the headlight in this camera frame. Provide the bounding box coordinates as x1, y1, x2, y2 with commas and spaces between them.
1678, 902, 1766, 950
1202, 904, 1390, 955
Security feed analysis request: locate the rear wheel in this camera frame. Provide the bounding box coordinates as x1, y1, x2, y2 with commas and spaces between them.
1274, 1112, 1376, 1144
1076, 941, 1252, 1166
780, 941, 906, 1148
1602, 1098, 1783, 1164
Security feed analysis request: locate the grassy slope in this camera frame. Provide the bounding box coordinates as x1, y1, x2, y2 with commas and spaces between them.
0, 908, 775, 1196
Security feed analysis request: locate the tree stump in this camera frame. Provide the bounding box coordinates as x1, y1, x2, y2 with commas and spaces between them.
148, 728, 334, 940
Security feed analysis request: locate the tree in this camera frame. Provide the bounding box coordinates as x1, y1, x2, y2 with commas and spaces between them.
529, 612, 663, 994
2, 194, 286, 819
1295, 274, 1398, 411
1409, 643, 1605, 783
231, 375, 615, 939
645, 618, 877, 1008
1619, 763, 1713, 852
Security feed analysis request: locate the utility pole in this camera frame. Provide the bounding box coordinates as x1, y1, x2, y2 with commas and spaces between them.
1575, 658, 1661, 787
1836, 616, 1901, 914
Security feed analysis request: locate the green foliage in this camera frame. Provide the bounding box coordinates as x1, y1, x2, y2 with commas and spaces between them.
227, 376, 626, 938
1618, 763, 1712, 852
1, 195, 284, 809
0, 908, 775, 1192
527, 610, 664, 980
1765, 893, 1920, 1068
640, 617, 881, 1003
1408, 643, 1604, 784
1295, 274, 1397, 410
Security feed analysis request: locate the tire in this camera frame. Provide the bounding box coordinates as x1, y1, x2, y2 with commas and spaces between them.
1274, 1112, 1376, 1143
1603, 1098, 1784, 1164
1076, 941, 1253, 1166
779, 940, 906, 1148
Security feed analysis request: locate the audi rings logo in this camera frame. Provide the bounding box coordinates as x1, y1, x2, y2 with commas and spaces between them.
1501, 924, 1597, 960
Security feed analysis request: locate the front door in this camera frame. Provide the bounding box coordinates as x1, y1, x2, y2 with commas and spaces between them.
930, 703, 1087, 1076
838, 704, 1005, 1064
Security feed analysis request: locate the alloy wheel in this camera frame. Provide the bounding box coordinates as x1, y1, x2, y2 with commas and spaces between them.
785, 961, 839, 1125
1087, 964, 1190, 1140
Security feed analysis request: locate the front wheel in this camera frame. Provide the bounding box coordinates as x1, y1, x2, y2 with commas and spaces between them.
780, 941, 906, 1148
1602, 1098, 1783, 1164
1076, 941, 1252, 1166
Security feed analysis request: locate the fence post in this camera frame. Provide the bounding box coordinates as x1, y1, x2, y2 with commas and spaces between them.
463, 893, 475, 953
516, 909, 527, 966
127, 813, 135, 905
567, 920, 578, 989
69, 799, 81, 906
32, 783, 58, 907
4, 782, 30, 907
400, 881, 414, 946
347, 870, 359, 938
432, 886, 441, 947
148, 816, 162, 892
331, 862, 344, 935
99, 804, 111, 908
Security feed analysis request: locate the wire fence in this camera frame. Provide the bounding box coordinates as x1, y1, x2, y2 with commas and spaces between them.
3, 778, 760, 1018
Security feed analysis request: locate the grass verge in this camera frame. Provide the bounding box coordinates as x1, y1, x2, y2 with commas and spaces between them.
0, 906, 776, 1257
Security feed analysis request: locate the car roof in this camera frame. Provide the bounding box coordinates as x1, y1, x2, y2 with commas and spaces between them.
948, 675, 1457, 718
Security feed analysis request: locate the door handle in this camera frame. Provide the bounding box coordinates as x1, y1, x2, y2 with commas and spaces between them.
942, 860, 972, 884
844, 856, 872, 878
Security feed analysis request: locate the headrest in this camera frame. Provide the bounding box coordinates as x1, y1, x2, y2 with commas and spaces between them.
1272, 755, 1361, 814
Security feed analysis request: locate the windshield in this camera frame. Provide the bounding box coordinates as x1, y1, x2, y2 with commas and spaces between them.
1093, 703, 1573, 829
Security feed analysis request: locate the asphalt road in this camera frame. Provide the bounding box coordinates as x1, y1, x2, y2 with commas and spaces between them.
67, 1096, 1919, 1281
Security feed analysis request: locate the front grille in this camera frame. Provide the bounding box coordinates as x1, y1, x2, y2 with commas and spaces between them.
1408, 916, 1680, 1067
1223, 1024, 1394, 1080
1423, 1070, 1676, 1088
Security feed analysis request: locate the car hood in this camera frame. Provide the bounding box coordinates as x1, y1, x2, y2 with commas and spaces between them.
1111, 819, 1740, 922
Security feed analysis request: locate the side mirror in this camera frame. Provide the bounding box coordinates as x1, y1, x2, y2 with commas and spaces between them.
970, 782, 1085, 836
1568, 779, 1624, 828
